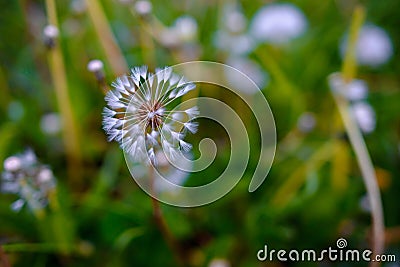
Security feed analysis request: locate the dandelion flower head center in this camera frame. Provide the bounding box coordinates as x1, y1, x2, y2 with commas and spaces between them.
103, 66, 199, 164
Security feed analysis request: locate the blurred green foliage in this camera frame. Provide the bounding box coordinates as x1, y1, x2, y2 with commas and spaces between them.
0, 0, 400, 266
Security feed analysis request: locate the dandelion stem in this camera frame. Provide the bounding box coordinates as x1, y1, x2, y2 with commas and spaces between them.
341, 5, 364, 83
45, 0, 82, 187
334, 5, 384, 266
332, 93, 384, 266
148, 166, 184, 266
137, 19, 156, 70
85, 0, 128, 76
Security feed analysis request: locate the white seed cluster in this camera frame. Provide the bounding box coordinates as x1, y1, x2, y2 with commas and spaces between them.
102, 66, 199, 165
1, 150, 56, 212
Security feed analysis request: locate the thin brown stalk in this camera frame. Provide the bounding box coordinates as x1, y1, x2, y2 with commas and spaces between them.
148, 167, 184, 266
0, 246, 11, 267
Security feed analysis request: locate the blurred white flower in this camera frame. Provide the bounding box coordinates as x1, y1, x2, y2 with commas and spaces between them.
160, 28, 181, 47
37, 168, 54, 183
134, 0, 152, 16
160, 16, 198, 47
328, 73, 368, 101
1, 150, 56, 212
340, 24, 393, 67
351, 102, 376, 133
40, 113, 62, 135
222, 3, 247, 34
345, 79, 368, 101
297, 112, 316, 133
225, 56, 268, 93
250, 3, 308, 44
4, 156, 22, 172
329, 73, 375, 134
214, 4, 255, 55
103, 66, 199, 164
173, 16, 198, 43
214, 31, 256, 55
209, 258, 231, 267
213, 4, 256, 55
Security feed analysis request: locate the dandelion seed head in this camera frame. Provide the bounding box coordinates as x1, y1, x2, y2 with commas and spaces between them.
103, 66, 198, 164
1, 150, 56, 212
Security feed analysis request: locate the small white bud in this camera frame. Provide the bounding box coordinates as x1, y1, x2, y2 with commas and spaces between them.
134, 0, 152, 16
43, 25, 59, 39
37, 168, 54, 183
4, 156, 22, 172
87, 59, 104, 72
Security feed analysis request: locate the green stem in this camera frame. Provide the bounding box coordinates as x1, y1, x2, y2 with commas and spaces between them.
45, 0, 82, 186
341, 5, 364, 82
2, 243, 70, 253
85, 0, 128, 76
334, 5, 384, 266
137, 18, 156, 70
332, 92, 384, 266
272, 141, 334, 207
